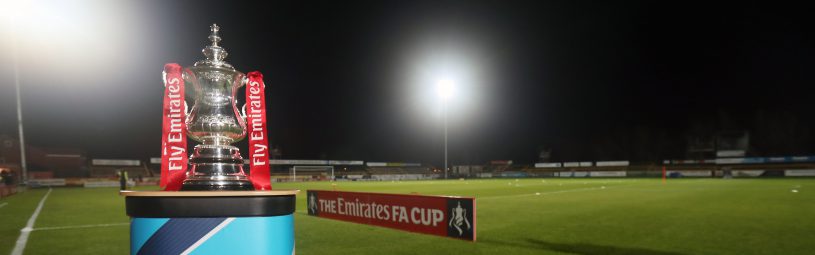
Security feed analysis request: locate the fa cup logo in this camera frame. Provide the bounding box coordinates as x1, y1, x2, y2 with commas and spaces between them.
308, 192, 318, 215
448, 202, 471, 236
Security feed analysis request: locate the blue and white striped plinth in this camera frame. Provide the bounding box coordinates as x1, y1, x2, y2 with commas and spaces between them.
122, 190, 298, 255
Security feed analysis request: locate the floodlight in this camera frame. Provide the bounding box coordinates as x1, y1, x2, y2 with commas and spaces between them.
435, 78, 456, 101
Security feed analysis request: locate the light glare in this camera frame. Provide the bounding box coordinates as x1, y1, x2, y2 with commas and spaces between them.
1, 0, 147, 84
435, 78, 456, 101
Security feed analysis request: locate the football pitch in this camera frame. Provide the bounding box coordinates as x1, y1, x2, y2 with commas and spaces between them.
1, 178, 814, 254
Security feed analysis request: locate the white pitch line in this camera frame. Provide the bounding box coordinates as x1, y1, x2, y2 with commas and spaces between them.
12, 187, 52, 255
180, 217, 235, 255
0, 202, 8, 209
32, 223, 129, 231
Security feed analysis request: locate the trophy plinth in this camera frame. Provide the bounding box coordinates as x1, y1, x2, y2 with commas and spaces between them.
179, 24, 254, 191
122, 190, 298, 254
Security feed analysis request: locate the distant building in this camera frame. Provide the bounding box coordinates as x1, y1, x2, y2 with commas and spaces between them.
0, 134, 89, 178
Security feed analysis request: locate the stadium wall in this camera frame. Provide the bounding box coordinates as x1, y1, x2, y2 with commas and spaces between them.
0, 184, 18, 198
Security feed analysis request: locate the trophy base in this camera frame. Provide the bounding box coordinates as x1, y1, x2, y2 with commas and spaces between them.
180, 178, 255, 191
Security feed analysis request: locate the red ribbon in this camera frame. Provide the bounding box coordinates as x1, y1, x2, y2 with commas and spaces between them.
160, 63, 188, 191
246, 71, 272, 190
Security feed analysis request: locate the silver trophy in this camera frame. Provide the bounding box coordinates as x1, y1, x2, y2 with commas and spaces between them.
181, 24, 254, 191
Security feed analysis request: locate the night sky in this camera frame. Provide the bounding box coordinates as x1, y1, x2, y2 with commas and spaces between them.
1, 0, 814, 166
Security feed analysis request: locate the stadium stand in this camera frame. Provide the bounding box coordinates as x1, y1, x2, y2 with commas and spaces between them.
367, 166, 431, 175
89, 166, 150, 178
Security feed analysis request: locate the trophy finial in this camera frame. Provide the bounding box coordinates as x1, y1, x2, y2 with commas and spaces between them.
199, 23, 230, 67
209, 23, 221, 47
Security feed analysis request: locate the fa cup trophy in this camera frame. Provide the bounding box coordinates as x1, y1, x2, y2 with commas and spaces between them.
168, 24, 256, 191
179, 24, 256, 190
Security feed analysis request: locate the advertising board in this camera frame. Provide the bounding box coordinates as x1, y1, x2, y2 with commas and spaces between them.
558, 171, 589, 177
667, 170, 713, 177
785, 170, 815, 177
535, 163, 561, 168
589, 171, 626, 177
732, 170, 765, 177
28, 178, 66, 187
307, 190, 476, 241
92, 159, 141, 166
563, 162, 580, 167
596, 161, 629, 167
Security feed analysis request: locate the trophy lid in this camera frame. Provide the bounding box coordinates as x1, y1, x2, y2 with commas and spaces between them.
194, 23, 235, 70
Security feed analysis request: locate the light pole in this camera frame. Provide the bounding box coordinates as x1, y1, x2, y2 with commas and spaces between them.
435, 79, 455, 179
443, 99, 448, 179
10, 12, 28, 185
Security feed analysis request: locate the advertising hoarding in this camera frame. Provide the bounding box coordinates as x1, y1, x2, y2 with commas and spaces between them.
92, 159, 141, 166
535, 163, 561, 168
307, 190, 476, 241
596, 161, 629, 167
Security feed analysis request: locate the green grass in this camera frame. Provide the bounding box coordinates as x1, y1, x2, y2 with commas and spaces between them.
1, 178, 814, 254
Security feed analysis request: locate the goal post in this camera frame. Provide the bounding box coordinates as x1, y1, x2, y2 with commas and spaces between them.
291, 165, 334, 182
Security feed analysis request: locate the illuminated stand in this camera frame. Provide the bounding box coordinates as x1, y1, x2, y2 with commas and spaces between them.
123, 24, 297, 255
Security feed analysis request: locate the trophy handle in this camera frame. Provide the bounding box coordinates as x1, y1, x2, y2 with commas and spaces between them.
239, 76, 248, 120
